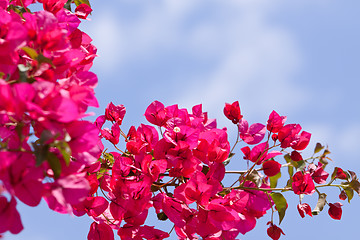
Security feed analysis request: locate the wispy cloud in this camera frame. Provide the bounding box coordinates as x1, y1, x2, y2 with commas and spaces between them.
88, 1, 309, 117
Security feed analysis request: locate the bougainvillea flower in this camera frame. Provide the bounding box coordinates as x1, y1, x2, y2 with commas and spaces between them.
328, 202, 343, 220
334, 167, 348, 180
118, 225, 169, 240
263, 160, 281, 177
339, 190, 347, 201
207, 202, 238, 231
267, 110, 287, 133
224, 101, 243, 124
241, 142, 282, 165
164, 104, 189, 125
88, 222, 114, 240
240, 123, 266, 145
43, 0, 68, 14
73, 196, 108, 218
66, 120, 101, 166
101, 123, 120, 145
43, 174, 90, 213
75, 3, 92, 19
297, 203, 312, 218
95, 115, 106, 130
0, 196, 23, 234
244, 182, 273, 213
164, 125, 200, 150
290, 150, 303, 162
267, 222, 285, 240
105, 102, 126, 125
291, 131, 311, 151
174, 171, 221, 205
308, 163, 329, 184
144, 100, 167, 126
0, 0, 9, 9
292, 171, 315, 195
278, 124, 301, 148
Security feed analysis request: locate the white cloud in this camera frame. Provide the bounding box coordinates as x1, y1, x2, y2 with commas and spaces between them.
86, 0, 326, 120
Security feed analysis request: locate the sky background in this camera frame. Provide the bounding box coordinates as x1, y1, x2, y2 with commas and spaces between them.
5, 0, 360, 239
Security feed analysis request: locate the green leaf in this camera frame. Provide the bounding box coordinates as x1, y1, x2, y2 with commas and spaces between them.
53, 141, 71, 166
348, 170, 358, 181
269, 172, 281, 188
292, 160, 306, 171
39, 130, 54, 145
285, 178, 293, 188
64, 0, 72, 11
157, 211, 168, 221
201, 165, 210, 175
37, 54, 55, 68
22, 46, 38, 59
270, 192, 287, 225
247, 170, 262, 187
47, 152, 62, 179
312, 193, 327, 215
284, 154, 294, 178
32, 142, 49, 166
103, 152, 115, 165
349, 179, 360, 196
344, 187, 354, 203
314, 142, 324, 154
74, 0, 91, 7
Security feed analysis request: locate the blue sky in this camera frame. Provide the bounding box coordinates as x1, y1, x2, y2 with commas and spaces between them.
6, 0, 360, 239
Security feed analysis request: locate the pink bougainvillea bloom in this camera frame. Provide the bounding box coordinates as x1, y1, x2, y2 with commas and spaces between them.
241, 142, 281, 165
244, 182, 273, 213
101, 123, 120, 145
290, 150, 303, 162
328, 202, 343, 220
105, 102, 126, 125
75, 3, 92, 19
0, 196, 23, 234
43, 174, 90, 213
339, 190, 347, 200
164, 125, 200, 150
292, 171, 315, 195
207, 202, 238, 231
263, 160, 281, 177
86, 174, 99, 195
267, 110, 287, 133
0, 0, 9, 9
120, 225, 170, 240
291, 131, 311, 151
277, 124, 301, 148
88, 222, 114, 240
223, 101, 243, 124
174, 171, 221, 205
73, 196, 108, 218
297, 203, 312, 218
271, 133, 278, 142
267, 222, 285, 240
308, 163, 329, 184
144, 100, 167, 126
334, 167, 348, 180
95, 115, 106, 130
66, 120, 101, 166
43, 0, 68, 14
240, 123, 266, 145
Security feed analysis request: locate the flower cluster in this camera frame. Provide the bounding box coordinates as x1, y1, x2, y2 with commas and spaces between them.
1, 1, 359, 239
0, 0, 100, 235
87, 100, 360, 240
